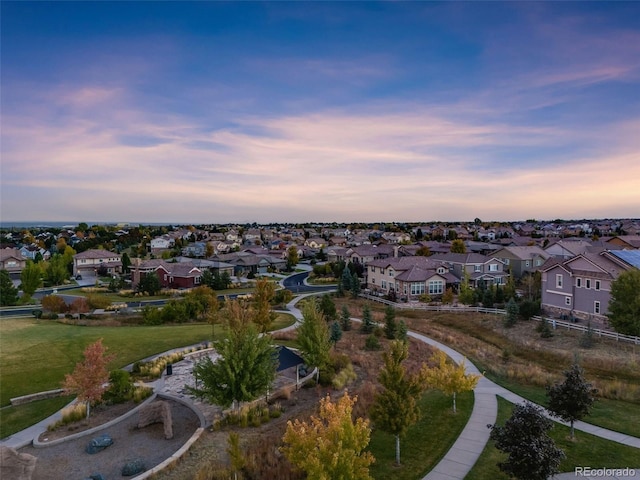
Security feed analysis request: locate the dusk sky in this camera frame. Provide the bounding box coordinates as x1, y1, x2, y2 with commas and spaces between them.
2, 2, 639, 224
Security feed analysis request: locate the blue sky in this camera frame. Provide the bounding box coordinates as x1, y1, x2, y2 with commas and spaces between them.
2, 1, 639, 224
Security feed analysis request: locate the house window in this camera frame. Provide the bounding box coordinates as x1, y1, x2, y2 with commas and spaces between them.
576, 278, 582, 288
411, 283, 425, 295
556, 274, 563, 289
525, 260, 530, 267
504, 258, 510, 265
474, 265, 481, 272
565, 296, 571, 306
585, 279, 591, 289
489, 263, 498, 272
594, 301, 600, 314
428, 280, 444, 295
595, 280, 601, 291
389, 269, 394, 277
403, 284, 407, 295
371, 267, 376, 273
381, 280, 387, 289
535, 260, 542, 266
437, 267, 445, 274
372, 278, 376, 284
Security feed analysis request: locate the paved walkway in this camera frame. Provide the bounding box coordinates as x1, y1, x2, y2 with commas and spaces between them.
3, 294, 639, 480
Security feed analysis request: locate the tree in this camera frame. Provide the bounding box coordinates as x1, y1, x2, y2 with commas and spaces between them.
360, 303, 374, 334
424, 349, 479, 413
69, 297, 90, 317
319, 294, 337, 322
330, 321, 343, 344
607, 268, 640, 336
281, 392, 374, 480
397, 319, 408, 342
489, 402, 564, 480
370, 341, 427, 465
0, 270, 19, 306
340, 305, 352, 331
450, 239, 466, 253
188, 320, 278, 410
44, 254, 69, 286
297, 301, 332, 376
458, 271, 475, 305
137, 272, 161, 296
383, 305, 397, 340
252, 278, 276, 333
20, 260, 42, 299
121, 252, 131, 273
286, 245, 299, 271
341, 267, 353, 293
41, 294, 68, 313
546, 363, 597, 439
227, 432, 246, 480
415, 246, 431, 256
442, 287, 454, 305
504, 297, 519, 328
350, 274, 361, 298
62, 339, 114, 418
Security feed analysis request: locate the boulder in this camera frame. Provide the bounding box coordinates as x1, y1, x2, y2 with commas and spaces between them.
121, 459, 146, 476
83, 475, 106, 480
0, 446, 37, 480
85, 434, 114, 454
137, 400, 173, 439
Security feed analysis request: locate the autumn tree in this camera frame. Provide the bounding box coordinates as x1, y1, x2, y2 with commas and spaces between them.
41, 294, 68, 313
281, 392, 374, 480
489, 402, 564, 480
370, 340, 427, 466
286, 245, 299, 271
297, 301, 332, 377
607, 268, 640, 336
252, 278, 276, 332
0, 270, 19, 306
188, 317, 278, 410
450, 239, 466, 254
20, 260, 42, 298
69, 297, 90, 317
416, 245, 431, 257
62, 339, 114, 418
424, 349, 479, 413
546, 363, 597, 439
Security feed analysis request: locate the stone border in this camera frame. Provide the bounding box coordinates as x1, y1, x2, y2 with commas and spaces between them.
10, 389, 65, 406
32, 393, 158, 448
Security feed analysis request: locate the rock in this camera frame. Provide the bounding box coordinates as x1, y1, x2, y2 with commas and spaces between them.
121, 459, 146, 476
137, 400, 173, 439
0, 446, 37, 480
85, 434, 114, 454
83, 475, 106, 480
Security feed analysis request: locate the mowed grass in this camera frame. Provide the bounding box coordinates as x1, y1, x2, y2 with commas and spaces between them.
465, 397, 640, 480
0, 314, 296, 405
0, 395, 74, 439
369, 390, 473, 480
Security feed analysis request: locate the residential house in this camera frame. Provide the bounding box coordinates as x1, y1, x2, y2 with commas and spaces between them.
174, 257, 235, 277
366, 256, 458, 300
19, 245, 50, 261
540, 251, 638, 322
493, 246, 550, 278
73, 249, 122, 277
606, 235, 640, 250
182, 242, 207, 257
544, 239, 594, 259
214, 251, 286, 276
0, 248, 26, 274
304, 237, 326, 249
150, 235, 175, 254
130, 259, 202, 289
430, 252, 509, 287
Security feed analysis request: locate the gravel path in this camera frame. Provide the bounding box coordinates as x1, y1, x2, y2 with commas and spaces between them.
19, 400, 200, 480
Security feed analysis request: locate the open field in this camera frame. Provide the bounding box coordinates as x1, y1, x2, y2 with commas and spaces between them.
0, 313, 295, 438
466, 396, 640, 479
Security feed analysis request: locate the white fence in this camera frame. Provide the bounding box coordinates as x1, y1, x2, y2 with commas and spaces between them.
359, 294, 640, 345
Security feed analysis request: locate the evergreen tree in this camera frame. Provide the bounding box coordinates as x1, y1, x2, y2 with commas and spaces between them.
351, 274, 361, 299
319, 294, 337, 322
397, 319, 408, 342
607, 269, 640, 336
489, 402, 564, 480
458, 271, 475, 305
341, 267, 353, 293
340, 305, 352, 331
330, 321, 343, 344
370, 340, 427, 465
0, 270, 19, 306
383, 305, 397, 339
504, 297, 519, 328
360, 303, 374, 334
546, 363, 597, 439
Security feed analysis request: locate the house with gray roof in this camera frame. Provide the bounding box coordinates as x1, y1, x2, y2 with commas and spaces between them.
430, 252, 509, 287
493, 246, 550, 279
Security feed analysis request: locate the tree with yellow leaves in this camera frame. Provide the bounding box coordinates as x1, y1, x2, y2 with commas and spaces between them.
281, 392, 374, 480
424, 349, 479, 413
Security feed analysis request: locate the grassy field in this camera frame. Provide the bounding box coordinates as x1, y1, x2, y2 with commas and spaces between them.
369, 390, 473, 480
59, 286, 256, 304
466, 397, 640, 479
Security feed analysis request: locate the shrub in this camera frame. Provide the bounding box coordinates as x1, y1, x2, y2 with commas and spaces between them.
48, 403, 87, 430
86, 293, 112, 310
332, 363, 357, 389
132, 386, 153, 403
104, 370, 134, 404
365, 334, 381, 351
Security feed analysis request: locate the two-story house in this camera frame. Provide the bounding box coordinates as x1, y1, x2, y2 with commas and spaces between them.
430, 252, 508, 287
131, 259, 202, 289
366, 256, 457, 300
73, 249, 122, 277
493, 246, 550, 278
540, 250, 638, 322
0, 248, 26, 275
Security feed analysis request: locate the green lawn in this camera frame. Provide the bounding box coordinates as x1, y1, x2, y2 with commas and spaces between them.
59, 286, 256, 304
465, 397, 640, 480
0, 395, 74, 440
369, 390, 473, 480
484, 373, 640, 438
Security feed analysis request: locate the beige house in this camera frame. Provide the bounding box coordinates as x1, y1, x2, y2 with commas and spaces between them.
73, 249, 122, 277
0, 248, 26, 273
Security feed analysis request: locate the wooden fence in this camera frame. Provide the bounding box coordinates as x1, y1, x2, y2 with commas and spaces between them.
359, 294, 640, 345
